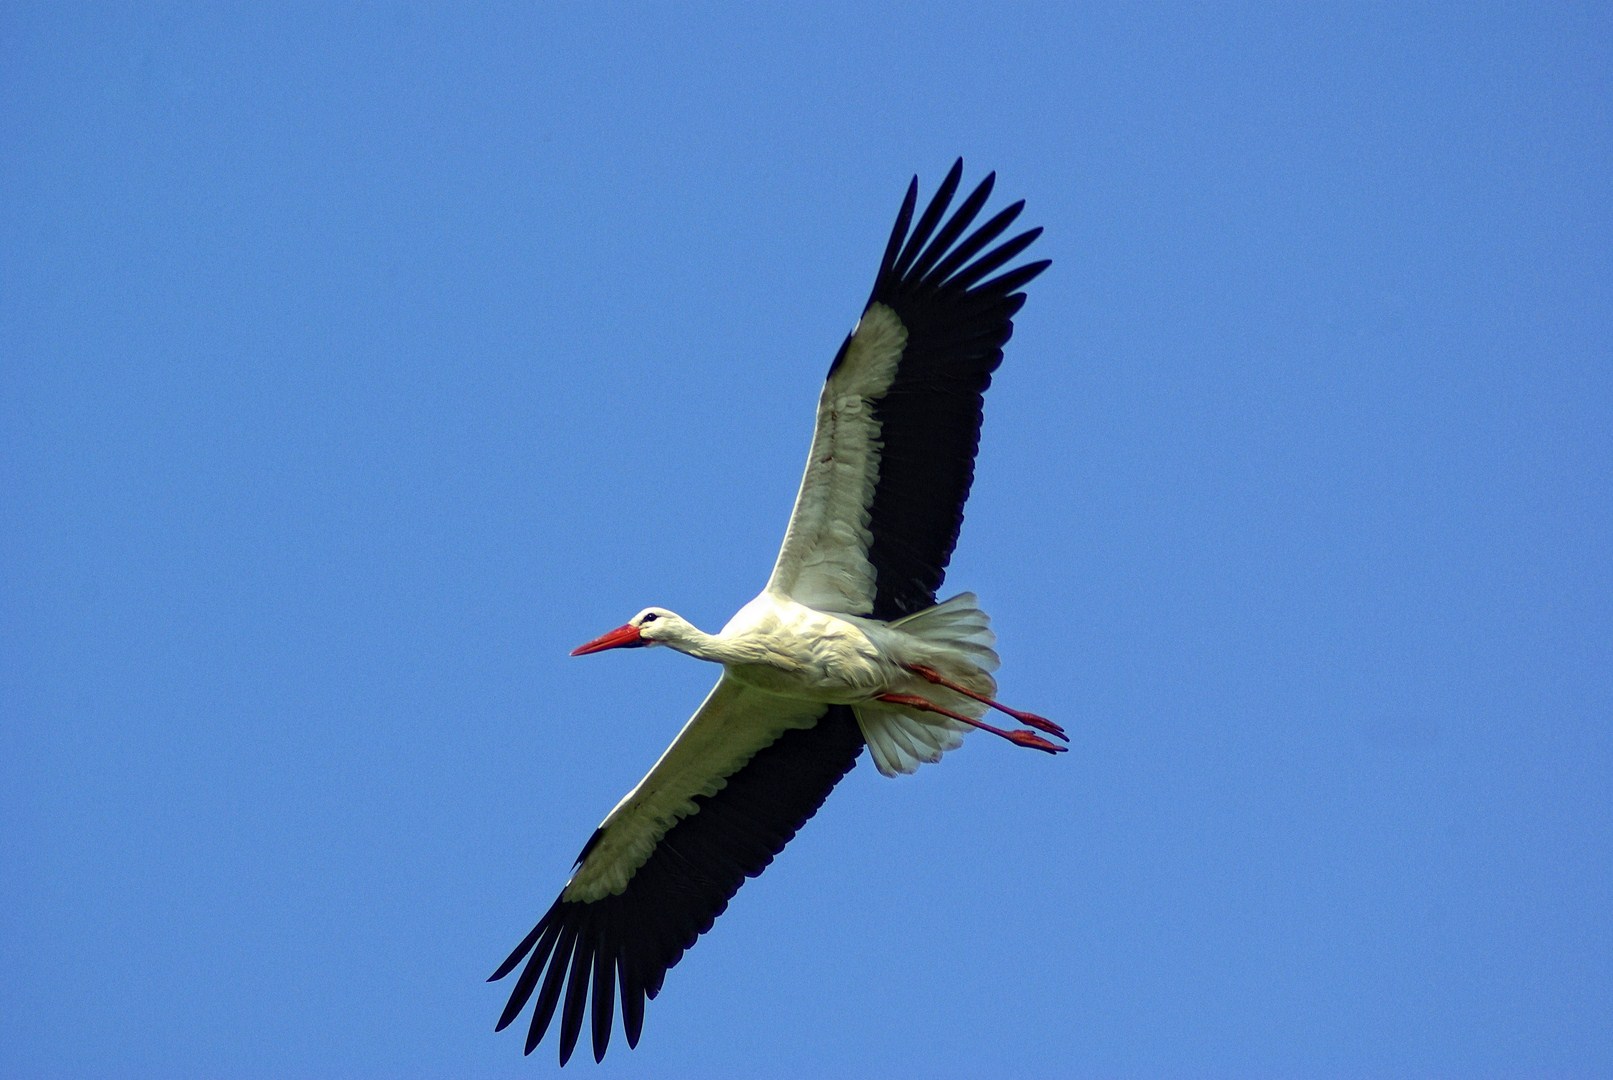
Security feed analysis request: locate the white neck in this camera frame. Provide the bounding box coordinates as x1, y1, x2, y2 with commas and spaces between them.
663, 621, 768, 667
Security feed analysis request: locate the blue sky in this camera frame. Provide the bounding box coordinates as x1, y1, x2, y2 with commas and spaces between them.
3, 4, 1609, 1077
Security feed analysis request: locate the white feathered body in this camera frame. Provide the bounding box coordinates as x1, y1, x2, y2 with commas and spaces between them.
717, 591, 1002, 777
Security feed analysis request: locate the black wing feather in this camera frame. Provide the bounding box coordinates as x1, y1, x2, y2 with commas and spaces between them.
526, 921, 575, 1052
492, 707, 864, 1063
891, 158, 963, 276
591, 938, 616, 1061
907, 171, 995, 283
928, 200, 1026, 285
857, 160, 1049, 620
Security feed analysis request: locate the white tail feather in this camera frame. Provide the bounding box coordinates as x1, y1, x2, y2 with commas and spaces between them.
855, 593, 1000, 777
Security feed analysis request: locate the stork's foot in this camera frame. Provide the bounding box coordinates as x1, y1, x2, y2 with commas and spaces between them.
1004, 710, 1067, 742
903, 664, 1069, 743
1005, 729, 1067, 755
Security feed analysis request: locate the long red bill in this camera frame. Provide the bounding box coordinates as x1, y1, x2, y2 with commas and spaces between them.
570, 624, 645, 656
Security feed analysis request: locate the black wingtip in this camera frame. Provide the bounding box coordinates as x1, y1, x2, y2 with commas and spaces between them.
489, 916, 547, 983
892, 160, 965, 278
981, 257, 1053, 297
525, 922, 577, 1055
877, 177, 920, 280
591, 942, 615, 1063
556, 922, 593, 1065
908, 171, 997, 285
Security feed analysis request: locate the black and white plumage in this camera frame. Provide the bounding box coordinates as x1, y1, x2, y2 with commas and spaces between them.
491, 161, 1057, 1064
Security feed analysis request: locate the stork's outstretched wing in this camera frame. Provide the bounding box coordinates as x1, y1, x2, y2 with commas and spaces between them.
490, 676, 863, 1064
768, 159, 1050, 620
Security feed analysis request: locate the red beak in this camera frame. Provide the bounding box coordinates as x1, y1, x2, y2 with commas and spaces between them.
570, 623, 645, 656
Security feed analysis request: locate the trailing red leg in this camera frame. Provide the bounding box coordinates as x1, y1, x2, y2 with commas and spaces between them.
875, 692, 1066, 755
903, 664, 1068, 742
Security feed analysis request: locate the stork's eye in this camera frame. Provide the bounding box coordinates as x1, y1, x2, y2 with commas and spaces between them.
641, 613, 659, 624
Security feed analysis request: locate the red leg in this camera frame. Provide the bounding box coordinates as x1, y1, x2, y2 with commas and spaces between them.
904, 664, 1068, 742
875, 693, 1066, 756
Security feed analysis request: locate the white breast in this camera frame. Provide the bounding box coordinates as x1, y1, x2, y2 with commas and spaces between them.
720, 594, 887, 701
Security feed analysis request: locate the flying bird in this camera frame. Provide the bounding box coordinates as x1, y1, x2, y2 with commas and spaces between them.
492, 160, 1058, 1064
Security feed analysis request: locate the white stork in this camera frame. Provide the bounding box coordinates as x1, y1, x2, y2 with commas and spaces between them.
491, 160, 1059, 1064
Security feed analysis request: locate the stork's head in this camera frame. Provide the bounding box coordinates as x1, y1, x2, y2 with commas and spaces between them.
570, 607, 688, 655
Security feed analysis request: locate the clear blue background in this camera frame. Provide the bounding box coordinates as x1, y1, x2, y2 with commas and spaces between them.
4, 5, 1609, 1077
